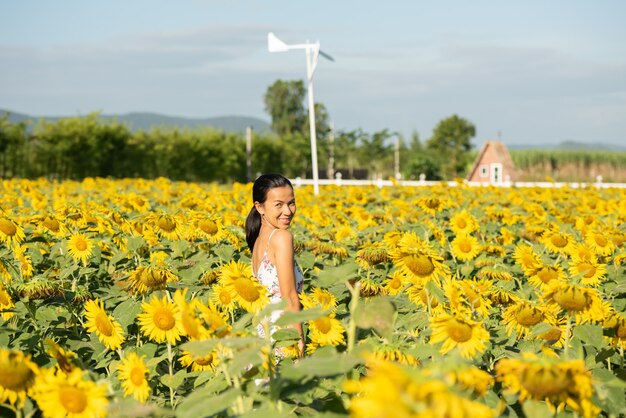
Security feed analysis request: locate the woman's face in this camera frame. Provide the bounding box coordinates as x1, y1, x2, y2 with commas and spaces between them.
256, 186, 296, 230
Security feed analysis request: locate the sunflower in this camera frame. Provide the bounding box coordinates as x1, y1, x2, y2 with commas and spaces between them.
429, 312, 490, 359
355, 243, 389, 270
449, 209, 479, 235
496, 353, 599, 417
370, 344, 419, 366
417, 196, 449, 216
585, 229, 615, 256
451, 234, 481, 261
513, 244, 542, 276
569, 260, 607, 286
527, 263, 566, 290
197, 301, 231, 338
0, 216, 25, 247
37, 214, 69, 238
0, 285, 15, 321
179, 349, 219, 372
476, 266, 514, 282
390, 232, 450, 286
502, 300, 557, 339
357, 277, 384, 297
149, 213, 186, 240
445, 279, 492, 317
541, 230, 574, 254
32, 369, 109, 418
66, 233, 94, 265
195, 215, 227, 244
117, 352, 150, 403
542, 281, 606, 324
219, 260, 269, 313
497, 227, 515, 245
137, 295, 185, 345
334, 224, 355, 242
0, 348, 39, 407
173, 289, 207, 340
209, 283, 237, 313
128, 266, 178, 294
13, 245, 34, 279
448, 365, 494, 396
308, 315, 346, 347
44, 339, 80, 374
568, 242, 598, 264
299, 287, 337, 311
382, 271, 406, 295
406, 284, 441, 311
603, 311, 626, 349
344, 358, 494, 418
83, 299, 125, 350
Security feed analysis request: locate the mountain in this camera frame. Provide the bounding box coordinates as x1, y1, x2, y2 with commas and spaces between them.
0, 108, 271, 134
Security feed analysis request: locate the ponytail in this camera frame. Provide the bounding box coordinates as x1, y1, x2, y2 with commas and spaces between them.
245, 205, 262, 251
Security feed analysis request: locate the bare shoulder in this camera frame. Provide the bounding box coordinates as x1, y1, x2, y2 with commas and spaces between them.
270, 229, 294, 251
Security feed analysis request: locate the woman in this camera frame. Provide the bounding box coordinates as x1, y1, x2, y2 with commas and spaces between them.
245, 173, 305, 358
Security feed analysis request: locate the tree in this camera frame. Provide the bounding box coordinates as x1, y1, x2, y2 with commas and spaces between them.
263, 80, 307, 136
426, 114, 476, 179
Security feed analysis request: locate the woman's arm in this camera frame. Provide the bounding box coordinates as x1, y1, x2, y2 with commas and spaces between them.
271, 229, 305, 356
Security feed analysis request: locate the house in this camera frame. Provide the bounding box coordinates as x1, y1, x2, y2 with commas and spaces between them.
467, 140, 517, 184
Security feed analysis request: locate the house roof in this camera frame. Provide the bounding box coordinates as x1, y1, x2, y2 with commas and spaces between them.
466, 140, 516, 180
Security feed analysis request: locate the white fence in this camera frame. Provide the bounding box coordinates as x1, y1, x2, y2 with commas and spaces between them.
291, 177, 626, 189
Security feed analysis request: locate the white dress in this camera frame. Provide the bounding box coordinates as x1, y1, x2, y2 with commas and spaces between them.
253, 228, 304, 339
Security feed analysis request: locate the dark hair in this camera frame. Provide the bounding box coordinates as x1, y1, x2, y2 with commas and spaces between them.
245, 173, 293, 251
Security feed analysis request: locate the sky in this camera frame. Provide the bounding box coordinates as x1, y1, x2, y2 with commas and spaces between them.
1, 1, 625, 148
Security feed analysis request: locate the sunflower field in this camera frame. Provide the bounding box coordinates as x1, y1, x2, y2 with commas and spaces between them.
1, 177, 626, 418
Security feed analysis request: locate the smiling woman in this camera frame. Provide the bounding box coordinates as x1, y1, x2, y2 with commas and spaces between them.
245, 174, 305, 358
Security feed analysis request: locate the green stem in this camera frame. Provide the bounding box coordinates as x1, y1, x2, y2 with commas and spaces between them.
166, 342, 176, 409
563, 315, 572, 357
347, 281, 361, 353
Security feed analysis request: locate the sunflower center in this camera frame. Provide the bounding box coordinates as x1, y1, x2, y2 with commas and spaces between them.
95, 312, 114, 336
445, 318, 473, 343
576, 262, 596, 278
59, 386, 88, 413
424, 199, 440, 209
199, 220, 218, 235
313, 317, 332, 334
43, 217, 60, 232
553, 287, 590, 311
75, 238, 88, 251
218, 291, 232, 305
194, 354, 214, 366
388, 277, 402, 290
153, 308, 176, 330
515, 306, 544, 326
140, 268, 167, 288
0, 362, 34, 391
616, 322, 626, 339
540, 327, 562, 342
456, 218, 467, 229
130, 367, 145, 386
0, 219, 17, 236
157, 217, 176, 232
459, 240, 472, 253
405, 254, 435, 277
234, 277, 260, 302
550, 234, 568, 248
536, 267, 558, 284
520, 368, 570, 398
593, 234, 608, 247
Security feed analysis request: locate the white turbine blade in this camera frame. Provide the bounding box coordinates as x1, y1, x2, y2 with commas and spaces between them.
268, 32, 289, 52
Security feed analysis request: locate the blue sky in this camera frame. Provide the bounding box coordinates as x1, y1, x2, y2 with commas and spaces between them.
1, 1, 625, 147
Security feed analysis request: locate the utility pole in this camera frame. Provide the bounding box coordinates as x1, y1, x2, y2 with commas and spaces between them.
246, 126, 253, 182
327, 123, 335, 180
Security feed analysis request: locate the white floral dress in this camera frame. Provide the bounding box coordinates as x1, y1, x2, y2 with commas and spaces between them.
254, 228, 304, 339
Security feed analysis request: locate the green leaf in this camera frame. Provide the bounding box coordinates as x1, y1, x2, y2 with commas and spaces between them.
353, 296, 395, 338
169, 239, 189, 259
181, 337, 260, 357
161, 369, 187, 389
527, 322, 555, 339
272, 327, 300, 342
315, 262, 358, 287
113, 298, 142, 329
573, 323, 603, 347
297, 251, 316, 270
252, 300, 287, 327
275, 306, 330, 327
214, 244, 235, 262
126, 236, 146, 253
521, 400, 553, 417
280, 351, 360, 379
176, 387, 242, 418
226, 347, 264, 376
